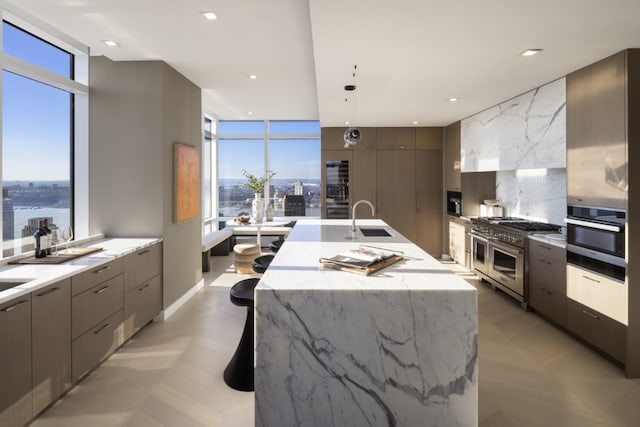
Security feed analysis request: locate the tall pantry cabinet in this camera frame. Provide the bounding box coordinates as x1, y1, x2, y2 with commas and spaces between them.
321, 127, 443, 256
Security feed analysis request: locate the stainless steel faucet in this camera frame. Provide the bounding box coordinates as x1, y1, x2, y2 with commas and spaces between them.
351, 200, 375, 232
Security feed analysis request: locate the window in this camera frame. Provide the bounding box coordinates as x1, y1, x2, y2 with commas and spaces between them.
1, 20, 76, 257
215, 120, 320, 221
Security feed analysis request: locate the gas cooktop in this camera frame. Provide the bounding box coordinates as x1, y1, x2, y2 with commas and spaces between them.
497, 221, 560, 232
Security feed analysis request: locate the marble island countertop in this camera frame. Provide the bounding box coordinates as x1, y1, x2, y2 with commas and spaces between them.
0, 237, 162, 304
255, 219, 478, 427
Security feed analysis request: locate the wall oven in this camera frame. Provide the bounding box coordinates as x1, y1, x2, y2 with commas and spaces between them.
566, 205, 625, 281
471, 234, 489, 275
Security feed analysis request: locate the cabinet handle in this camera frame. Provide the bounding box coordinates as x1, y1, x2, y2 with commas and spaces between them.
539, 244, 552, 250
582, 275, 601, 284
94, 265, 112, 274
138, 284, 150, 291
581, 309, 600, 320
138, 250, 150, 256
94, 285, 109, 294
539, 258, 552, 265
93, 323, 110, 334
36, 286, 61, 297
0, 299, 28, 312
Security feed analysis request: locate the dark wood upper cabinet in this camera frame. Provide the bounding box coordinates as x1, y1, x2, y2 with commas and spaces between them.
444, 122, 461, 192
566, 51, 627, 209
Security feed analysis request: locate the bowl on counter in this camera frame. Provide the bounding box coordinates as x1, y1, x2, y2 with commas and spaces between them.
483, 199, 500, 206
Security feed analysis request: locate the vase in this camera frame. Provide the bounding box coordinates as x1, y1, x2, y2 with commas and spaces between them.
252, 193, 265, 223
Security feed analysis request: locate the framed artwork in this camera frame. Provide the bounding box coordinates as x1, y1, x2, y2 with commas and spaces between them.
174, 143, 200, 223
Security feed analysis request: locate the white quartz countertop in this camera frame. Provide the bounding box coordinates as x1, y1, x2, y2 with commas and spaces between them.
0, 237, 162, 305
529, 233, 567, 249
257, 219, 475, 292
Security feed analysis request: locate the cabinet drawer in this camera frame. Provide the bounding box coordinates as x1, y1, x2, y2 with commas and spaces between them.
566, 298, 625, 362
32, 279, 72, 416
566, 264, 627, 325
529, 281, 566, 326
124, 243, 162, 292
124, 275, 162, 340
528, 257, 566, 294
528, 240, 565, 261
72, 310, 124, 382
72, 274, 124, 339
71, 258, 124, 296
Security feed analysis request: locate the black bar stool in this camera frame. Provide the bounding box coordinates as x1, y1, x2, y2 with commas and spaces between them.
268, 239, 284, 253
223, 277, 259, 391
223, 254, 274, 391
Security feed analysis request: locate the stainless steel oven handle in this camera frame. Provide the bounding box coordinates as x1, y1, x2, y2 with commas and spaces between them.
489, 240, 524, 255
564, 218, 621, 232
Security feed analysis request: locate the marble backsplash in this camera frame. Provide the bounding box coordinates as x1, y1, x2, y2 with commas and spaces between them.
461, 77, 566, 172
496, 168, 566, 226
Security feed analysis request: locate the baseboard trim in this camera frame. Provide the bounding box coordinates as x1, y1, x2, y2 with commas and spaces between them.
154, 278, 205, 321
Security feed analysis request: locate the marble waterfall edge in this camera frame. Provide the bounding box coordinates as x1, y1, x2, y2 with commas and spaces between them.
255, 288, 478, 427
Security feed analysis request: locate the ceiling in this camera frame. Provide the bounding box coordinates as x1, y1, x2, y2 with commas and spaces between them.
8, 0, 640, 127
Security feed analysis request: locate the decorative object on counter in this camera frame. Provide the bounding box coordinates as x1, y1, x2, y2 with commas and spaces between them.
319, 245, 403, 275
235, 212, 251, 224
33, 218, 52, 258
60, 226, 73, 253
242, 169, 276, 224
174, 143, 200, 223
10, 246, 102, 264
483, 199, 500, 206
265, 203, 274, 221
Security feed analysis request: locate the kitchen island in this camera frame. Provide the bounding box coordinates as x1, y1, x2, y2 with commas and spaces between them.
255, 219, 477, 427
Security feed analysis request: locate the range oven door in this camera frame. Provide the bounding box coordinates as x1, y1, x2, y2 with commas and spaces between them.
471, 235, 489, 275
488, 240, 525, 297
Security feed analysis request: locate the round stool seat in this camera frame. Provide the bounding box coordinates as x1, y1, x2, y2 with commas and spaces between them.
269, 239, 284, 253
233, 243, 260, 274
252, 255, 274, 274
229, 278, 259, 307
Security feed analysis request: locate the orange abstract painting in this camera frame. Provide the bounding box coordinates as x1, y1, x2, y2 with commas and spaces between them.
174, 143, 200, 223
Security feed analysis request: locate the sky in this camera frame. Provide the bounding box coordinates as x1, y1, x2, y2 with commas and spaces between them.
2, 22, 72, 182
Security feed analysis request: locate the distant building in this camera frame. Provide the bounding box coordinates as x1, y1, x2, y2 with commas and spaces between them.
2, 189, 14, 257
294, 181, 303, 195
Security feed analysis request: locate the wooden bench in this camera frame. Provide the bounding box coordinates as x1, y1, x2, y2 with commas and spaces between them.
202, 229, 233, 272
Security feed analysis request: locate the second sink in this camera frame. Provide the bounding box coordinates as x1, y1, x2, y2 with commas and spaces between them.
359, 228, 391, 237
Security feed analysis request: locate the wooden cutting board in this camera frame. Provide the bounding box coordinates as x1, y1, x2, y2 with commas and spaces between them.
10, 247, 103, 264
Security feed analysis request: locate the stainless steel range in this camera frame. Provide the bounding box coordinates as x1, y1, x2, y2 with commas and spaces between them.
470, 217, 560, 309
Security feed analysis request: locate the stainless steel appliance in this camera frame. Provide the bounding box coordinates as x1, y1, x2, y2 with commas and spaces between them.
566, 205, 625, 281
471, 217, 560, 308
447, 191, 462, 216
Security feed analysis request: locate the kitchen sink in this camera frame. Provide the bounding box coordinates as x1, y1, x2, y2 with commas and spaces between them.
0, 280, 31, 292
359, 228, 391, 237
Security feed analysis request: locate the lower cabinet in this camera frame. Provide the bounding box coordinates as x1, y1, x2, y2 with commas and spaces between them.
566, 298, 626, 362
72, 310, 125, 382
0, 241, 162, 427
0, 295, 32, 427
527, 240, 567, 326
448, 219, 466, 266
124, 275, 162, 340
32, 280, 71, 416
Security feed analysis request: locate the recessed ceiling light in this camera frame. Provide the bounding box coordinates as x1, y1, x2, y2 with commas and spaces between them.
248, 74, 258, 80
412, 121, 419, 125
521, 49, 543, 57
103, 40, 119, 47
202, 11, 218, 20
345, 121, 350, 125
448, 97, 459, 103
248, 111, 254, 115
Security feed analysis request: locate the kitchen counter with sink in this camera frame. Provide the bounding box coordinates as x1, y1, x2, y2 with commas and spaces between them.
0, 237, 162, 305
255, 219, 477, 426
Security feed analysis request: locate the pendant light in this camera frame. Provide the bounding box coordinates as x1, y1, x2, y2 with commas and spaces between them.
344, 65, 361, 148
